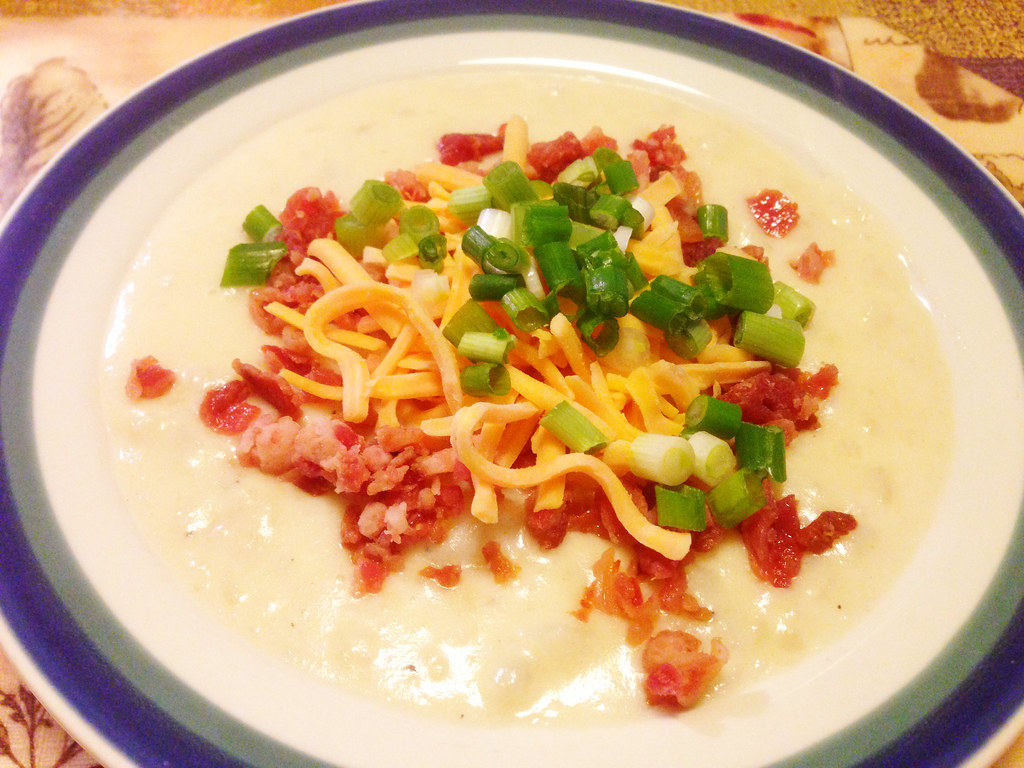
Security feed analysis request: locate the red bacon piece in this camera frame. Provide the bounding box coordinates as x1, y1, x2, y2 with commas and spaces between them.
527, 131, 586, 183
279, 187, 343, 258
125, 356, 176, 400
720, 365, 838, 442
790, 241, 835, 283
437, 129, 504, 165
482, 540, 520, 584
642, 630, 727, 709
419, 564, 462, 588
747, 188, 799, 237
384, 168, 429, 202
740, 485, 856, 587
199, 380, 260, 435
631, 125, 686, 176
231, 359, 303, 420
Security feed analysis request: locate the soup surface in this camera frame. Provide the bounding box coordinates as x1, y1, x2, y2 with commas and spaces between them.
100, 68, 952, 723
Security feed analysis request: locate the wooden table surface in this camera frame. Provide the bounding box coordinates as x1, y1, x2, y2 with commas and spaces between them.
0, 2, 1021, 767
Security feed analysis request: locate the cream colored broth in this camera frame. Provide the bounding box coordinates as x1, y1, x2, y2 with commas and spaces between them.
99, 69, 952, 723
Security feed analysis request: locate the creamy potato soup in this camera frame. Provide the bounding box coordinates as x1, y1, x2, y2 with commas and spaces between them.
100, 69, 952, 723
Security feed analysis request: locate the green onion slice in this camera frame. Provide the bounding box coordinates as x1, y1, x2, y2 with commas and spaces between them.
399, 205, 441, 242
685, 394, 743, 439
707, 468, 767, 528
655, 484, 707, 531
242, 204, 282, 242
500, 286, 549, 332
773, 281, 816, 326
220, 242, 287, 287
696, 203, 728, 241
448, 185, 492, 224
628, 433, 695, 486
540, 401, 610, 454
457, 329, 516, 364
695, 251, 774, 314
468, 273, 524, 302
460, 363, 511, 397
687, 430, 736, 487
442, 299, 498, 347
484, 160, 539, 210
735, 422, 787, 481
576, 309, 619, 357
732, 311, 805, 368
350, 180, 403, 226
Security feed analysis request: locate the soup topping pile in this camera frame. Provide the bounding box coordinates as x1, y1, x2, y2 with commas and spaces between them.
127, 117, 855, 710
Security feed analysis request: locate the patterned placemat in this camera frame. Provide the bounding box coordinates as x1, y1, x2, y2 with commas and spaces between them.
0, 3, 1021, 767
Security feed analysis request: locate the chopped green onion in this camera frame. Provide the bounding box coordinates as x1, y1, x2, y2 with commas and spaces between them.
442, 299, 498, 347
733, 311, 805, 368
483, 238, 530, 274
696, 204, 728, 241
457, 329, 515, 364
469, 272, 523, 301
707, 468, 767, 528
630, 289, 685, 332
382, 232, 420, 263
418, 232, 448, 272
773, 281, 816, 326
687, 430, 736, 487
540, 400, 609, 453
627, 195, 655, 233
576, 309, 619, 357
628, 433, 695, 486
591, 146, 622, 169
399, 205, 440, 242
589, 193, 631, 230
649, 275, 707, 319
664, 317, 712, 358
220, 242, 287, 286
568, 221, 605, 248
656, 484, 707, 531
521, 203, 572, 246
476, 207, 514, 240
585, 263, 630, 318
557, 155, 600, 186
735, 422, 787, 481
530, 179, 553, 199
685, 395, 743, 439
484, 160, 539, 210
551, 181, 599, 224
603, 159, 639, 195
535, 240, 585, 305
460, 362, 511, 397
242, 204, 282, 242
575, 230, 620, 261
622, 253, 649, 293
500, 286, 549, 332
461, 225, 496, 264
350, 180, 403, 226
334, 213, 384, 254
694, 251, 775, 314
448, 185, 492, 224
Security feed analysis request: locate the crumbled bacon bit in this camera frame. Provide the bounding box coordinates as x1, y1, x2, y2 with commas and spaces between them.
790, 241, 835, 283
419, 564, 462, 588
232, 359, 303, 420
574, 548, 659, 646
279, 187, 343, 260
747, 188, 799, 237
740, 483, 856, 587
385, 168, 429, 202
125, 356, 176, 400
642, 630, 727, 709
437, 128, 505, 165
720, 365, 838, 443
580, 126, 618, 154
482, 540, 520, 584
198, 380, 260, 434
631, 125, 686, 177
526, 131, 587, 183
